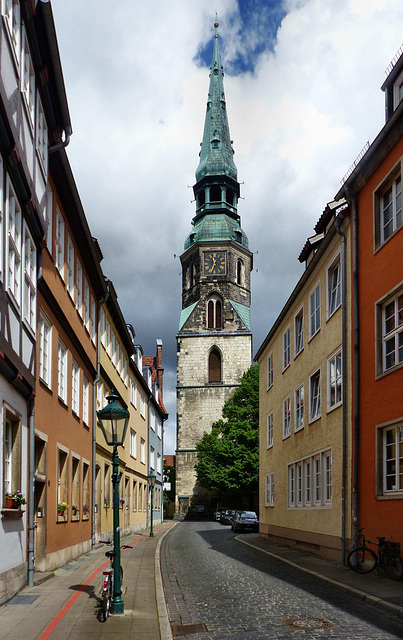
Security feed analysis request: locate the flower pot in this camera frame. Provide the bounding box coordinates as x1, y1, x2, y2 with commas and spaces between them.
5, 497, 17, 509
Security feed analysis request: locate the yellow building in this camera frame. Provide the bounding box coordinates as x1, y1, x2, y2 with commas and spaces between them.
256, 201, 352, 562
95, 283, 150, 540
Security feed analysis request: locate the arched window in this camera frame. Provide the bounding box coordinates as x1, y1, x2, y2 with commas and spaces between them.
209, 348, 221, 383
226, 188, 234, 205
210, 185, 221, 202
207, 296, 222, 329
236, 259, 243, 285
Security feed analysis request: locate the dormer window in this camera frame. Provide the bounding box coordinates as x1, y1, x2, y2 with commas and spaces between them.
394, 70, 403, 110
211, 138, 220, 149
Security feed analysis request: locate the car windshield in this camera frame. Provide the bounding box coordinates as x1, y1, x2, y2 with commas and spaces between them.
240, 512, 257, 518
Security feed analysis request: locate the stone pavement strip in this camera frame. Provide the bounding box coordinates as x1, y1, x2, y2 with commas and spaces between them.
0, 522, 176, 640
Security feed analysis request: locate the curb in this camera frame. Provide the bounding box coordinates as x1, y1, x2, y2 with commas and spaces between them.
236, 536, 403, 619
156, 522, 178, 640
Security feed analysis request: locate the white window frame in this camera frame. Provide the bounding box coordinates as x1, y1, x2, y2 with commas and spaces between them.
22, 221, 36, 333
309, 282, 321, 340
283, 396, 291, 439
382, 291, 403, 372
266, 412, 273, 448
99, 307, 105, 347
106, 317, 111, 356
71, 359, 80, 415
84, 277, 90, 331
294, 307, 304, 357
90, 295, 96, 344
4, 0, 21, 67
6, 175, 21, 307
309, 368, 321, 423
82, 376, 89, 425
39, 311, 52, 386
140, 392, 146, 419
150, 446, 155, 470
45, 186, 53, 253
36, 93, 48, 179
265, 473, 274, 507
266, 351, 273, 390
58, 339, 68, 403
67, 235, 74, 298
328, 350, 342, 410
130, 377, 137, 408
76, 259, 83, 316
393, 68, 403, 110
130, 429, 137, 459
327, 251, 341, 318
21, 27, 35, 128
140, 437, 145, 465
288, 448, 332, 509
55, 207, 65, 279
380, 173, 402, 244
283, 326, 291, 371
294, 383, 304, 432
379, 423, 403, 495
157, 453, 162, 475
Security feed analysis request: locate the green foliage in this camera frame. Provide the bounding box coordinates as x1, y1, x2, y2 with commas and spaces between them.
195, 365, 259, 497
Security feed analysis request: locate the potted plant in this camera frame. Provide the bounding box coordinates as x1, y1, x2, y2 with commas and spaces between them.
71, 505, 78, 515
119, 497, 125, 509
104, 497, 110, 509
58, 502, 68, 515
5, 491, 26, 509
82, 505, 89, 516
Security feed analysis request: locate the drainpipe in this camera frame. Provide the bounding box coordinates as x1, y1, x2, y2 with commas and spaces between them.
27, 396, 35, 586
342, 187, 359, 554
92, 281, 110, 549
334, 210, 347, 568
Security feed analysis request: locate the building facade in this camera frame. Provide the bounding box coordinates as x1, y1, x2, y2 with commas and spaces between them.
335, 45, 403, 549
0, 0, 70, 601
256, 203, 352, 562
176, 24, 252, 516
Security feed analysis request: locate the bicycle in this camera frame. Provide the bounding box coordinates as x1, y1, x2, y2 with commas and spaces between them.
100, 541, 131, 621
347, 528, 403, 579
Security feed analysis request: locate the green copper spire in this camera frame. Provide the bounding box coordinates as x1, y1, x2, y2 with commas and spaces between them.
195, 22, 237, 182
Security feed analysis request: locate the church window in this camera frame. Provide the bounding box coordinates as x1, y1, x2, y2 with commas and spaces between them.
210, 185, 221, 202
208, 348, 221, 383
207, 296, 222, 329
236, 259, 243, 286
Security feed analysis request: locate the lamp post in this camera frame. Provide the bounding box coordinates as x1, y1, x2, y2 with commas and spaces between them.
148, 471, 156, 537
97, 389, 129, 615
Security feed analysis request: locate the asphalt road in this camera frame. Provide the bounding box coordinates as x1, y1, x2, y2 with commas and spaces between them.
161, 520, 403, 640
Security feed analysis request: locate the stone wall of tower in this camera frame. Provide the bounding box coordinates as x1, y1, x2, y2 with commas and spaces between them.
176, 332, 252, 508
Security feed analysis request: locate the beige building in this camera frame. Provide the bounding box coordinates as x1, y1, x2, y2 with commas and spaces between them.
95, 284, 149, 540
256, 201, 352, 562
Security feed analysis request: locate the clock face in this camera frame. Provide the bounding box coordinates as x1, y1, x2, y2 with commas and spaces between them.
203, 251, 226, 275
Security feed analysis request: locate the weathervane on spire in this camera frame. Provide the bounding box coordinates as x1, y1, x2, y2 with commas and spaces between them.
214, 13, 219, 38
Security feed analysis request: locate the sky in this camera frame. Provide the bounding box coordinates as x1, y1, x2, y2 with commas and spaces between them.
51, 0, 403, 454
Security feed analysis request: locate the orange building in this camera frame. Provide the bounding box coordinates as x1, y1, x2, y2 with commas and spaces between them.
35, 148, 105, 571
336, 46, 403, 548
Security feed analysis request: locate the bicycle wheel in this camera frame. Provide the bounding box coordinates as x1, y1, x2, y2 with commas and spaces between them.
347, 546, 377, 573
380, 557, 403, 580
102, 586, 110, 621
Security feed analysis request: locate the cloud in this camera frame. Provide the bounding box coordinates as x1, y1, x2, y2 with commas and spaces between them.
51, 0, 403, 453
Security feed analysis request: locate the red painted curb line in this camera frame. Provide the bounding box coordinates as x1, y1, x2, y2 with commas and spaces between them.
38, 523, 174, 640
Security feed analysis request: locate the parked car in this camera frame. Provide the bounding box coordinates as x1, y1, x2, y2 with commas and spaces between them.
214, 507, 229, 521
231, 511, 259, 532
220, 509, 237, 525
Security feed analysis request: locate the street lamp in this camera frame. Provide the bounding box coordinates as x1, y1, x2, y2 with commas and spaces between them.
97, 389, 129, 615
148, 471, 156, 537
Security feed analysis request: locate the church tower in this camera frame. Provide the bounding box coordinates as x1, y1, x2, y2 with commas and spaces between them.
175, 23, 252, 516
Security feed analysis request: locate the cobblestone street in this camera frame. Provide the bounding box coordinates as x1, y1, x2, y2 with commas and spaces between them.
161, 521, 403, 640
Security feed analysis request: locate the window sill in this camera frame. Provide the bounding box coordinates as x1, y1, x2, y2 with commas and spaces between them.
327, 402, 342, 414
294, 348, 304, 360
376, 360, 403, 380
308, 329, 321, 343
376, 493, 403, 500
294, 426, 304, 434
309, 415, 321, 425
1, 507, 24, 519
57, 514, 67, 522
326, 305, 341, 322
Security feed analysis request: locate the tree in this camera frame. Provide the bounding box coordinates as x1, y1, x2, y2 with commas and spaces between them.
195, 365, 259, 505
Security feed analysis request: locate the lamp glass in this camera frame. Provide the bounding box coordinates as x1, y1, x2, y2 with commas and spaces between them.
148, 471, 156, 487
97, 391, 129, 447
